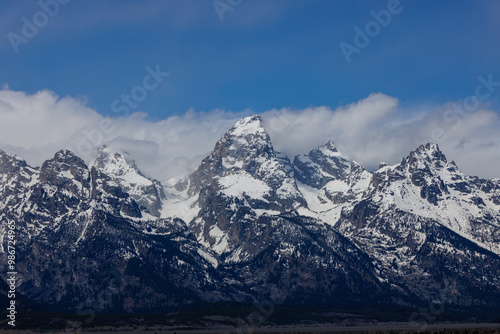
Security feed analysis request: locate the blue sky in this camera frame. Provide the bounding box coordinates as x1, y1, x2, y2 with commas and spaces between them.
1, 0, 499, 118
1, 0, 500, 179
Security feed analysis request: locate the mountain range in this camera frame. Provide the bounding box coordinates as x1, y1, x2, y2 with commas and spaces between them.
1, 115, 499, 327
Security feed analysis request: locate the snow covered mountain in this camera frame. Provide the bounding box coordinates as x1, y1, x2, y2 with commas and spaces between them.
93, 145, 165, 217
293, 140, 372, 223
0, 115, 499, 319
171, 115, 306, 262
0, 149, 237, 313
334, 143, 500, 305
367, 143, 500, 255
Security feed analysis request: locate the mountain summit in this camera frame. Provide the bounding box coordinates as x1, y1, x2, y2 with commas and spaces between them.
177, 115, 307, 260
0, 116, 499, 321
94, 145, 165, 217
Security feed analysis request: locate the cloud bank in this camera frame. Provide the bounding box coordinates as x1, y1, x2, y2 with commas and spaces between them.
0, 88, 499, 181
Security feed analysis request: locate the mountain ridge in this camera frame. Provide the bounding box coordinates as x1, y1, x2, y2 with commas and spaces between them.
0, 115, 499, 321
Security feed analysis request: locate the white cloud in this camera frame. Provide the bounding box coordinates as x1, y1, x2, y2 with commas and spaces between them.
262, 93, 400, 164
0, 88, 499, 181
265, 94, 500, 179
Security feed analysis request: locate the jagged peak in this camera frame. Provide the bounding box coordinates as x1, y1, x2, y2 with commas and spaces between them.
378, 162, 389, 169
55, 149, 77, 158
306, 141, 352, 166
316, 140, 342, 157
0, 149, 25, 163
96, 145, 139, 168
50, 149, 87, 167
295, 140, 353, 169
228, 115, 266, 137
0, 149, 29, 172
209, 114, 275, 162
409, 143, 447, 164
0, 148, 9, 157
417, 142, 441, 153
96, 144, 125, 156
39, 149, 89, 184
93, 145, 145, 177
324, 140, 338, 152
395, 143, 450, 179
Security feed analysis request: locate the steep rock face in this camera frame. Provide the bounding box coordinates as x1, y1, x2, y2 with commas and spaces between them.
0, 150, 234, 313
186, 115, 304, 208
161, 117, 390, 304
93, 146, 165, 217
220, 213, 388, 306
334, 143, 500, 306
293, 141, 372, 224
0, 150, 39, 227
0, 150, 98, 246
177, 115, 306, 263
15, 210, 235, 313
295, 141, 354, 189
336, 207, 500, 306
367, 143, 500, 255
1, 116, 500, 317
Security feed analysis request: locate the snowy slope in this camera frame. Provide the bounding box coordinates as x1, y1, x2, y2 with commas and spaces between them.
369, 143, 500, 255
293, 140, 372, 224
1, 116, 500, 315
93, 145, 165, 217
173, 115, 307, 261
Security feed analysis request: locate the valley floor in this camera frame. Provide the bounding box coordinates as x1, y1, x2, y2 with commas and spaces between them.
8, 323, 499, 334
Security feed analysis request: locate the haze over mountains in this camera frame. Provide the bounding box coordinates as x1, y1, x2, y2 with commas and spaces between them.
0, 115, 499, 322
